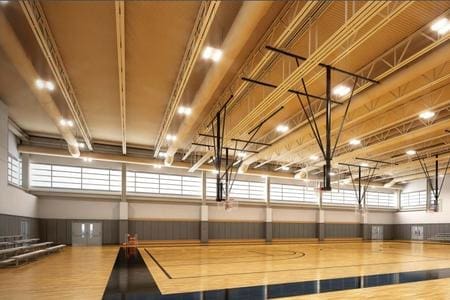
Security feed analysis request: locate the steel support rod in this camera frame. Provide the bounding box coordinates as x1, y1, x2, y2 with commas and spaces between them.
323, 66, 332, 191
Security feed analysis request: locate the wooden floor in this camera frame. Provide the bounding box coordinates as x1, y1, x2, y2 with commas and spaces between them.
2, 242, 450, 299
140, 241, 450, 296
0, 246, 118, 300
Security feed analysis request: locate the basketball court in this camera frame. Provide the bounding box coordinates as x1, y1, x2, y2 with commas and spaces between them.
0, 1, 449, 299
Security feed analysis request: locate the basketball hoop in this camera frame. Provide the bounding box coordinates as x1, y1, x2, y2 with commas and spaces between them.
218, 198, 238, 212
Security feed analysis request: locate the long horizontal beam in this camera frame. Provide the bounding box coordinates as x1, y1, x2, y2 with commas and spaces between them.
192, 143, 259, 154
242, 77, 342, 104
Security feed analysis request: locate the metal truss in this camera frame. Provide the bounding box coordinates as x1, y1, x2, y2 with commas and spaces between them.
20, 0, 93, 150
414, 147, 450, 212
154, 1, 220, 157
184, 1, 331, 161
252, 34, 450, 167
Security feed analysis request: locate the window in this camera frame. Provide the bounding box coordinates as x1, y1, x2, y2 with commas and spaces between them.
400, 190, 427, 209
127, 171, 201, 197
366, 191, 396, 208
30, 163, 121, 192
206, 178, 265, 200
322, 189, 357, 206
7, 155, 22, 187
270, 183, 317, 203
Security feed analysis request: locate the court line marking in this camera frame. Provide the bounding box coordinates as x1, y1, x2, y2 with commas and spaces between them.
144, 248, 450, 280
155, 250, 306, 267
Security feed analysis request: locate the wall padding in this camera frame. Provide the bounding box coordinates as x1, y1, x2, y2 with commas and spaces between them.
128, 220, 200, 240
208, 222, 265, 239
272, 223, 316, 239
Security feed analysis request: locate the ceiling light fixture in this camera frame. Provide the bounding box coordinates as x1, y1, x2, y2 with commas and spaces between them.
349, 138, 361, 145
166, 134, 177, 142
360, 162, 369, 167
59, 118, 74, 127
158, 152, 168, 158
78, 142, 85, 149
178, 106, 192, 116
406, 149, 416, 156
212, 169, 219, 175
237, 151, 246, 158
333, 85, 351, 97
309, 155, 319, 161
153, 164, 162, 169
431, 17, 450, 35
280, 166, 290, 171
276, 124, 289, 133
35, 79, 55, 91
419, 110, 435, 120
82, 157, 93, 162
329, 172, 336, 176
202, 46, 222, 62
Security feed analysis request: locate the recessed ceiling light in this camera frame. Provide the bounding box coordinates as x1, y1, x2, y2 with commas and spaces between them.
431, 17, 450, 35
82, 157, 93, 162
349, 138, 361, 145
35, 79, 45, 89
178, 106, 192, 116
78, 142, 85, 149
276, 124, 289, 133
35, 79, 55, 91
309, 155, 319, 161
212, 169, 219, 175
67, 120, 74, 127
59, 119, 67, 126
419, 111, 435, 120
202, 46, 223, 62
360, 162, 369, 167
406, 149, 416, 156
280, 166, 290, 171
333, 85, 351, 97
237, 151, 246, 158
159, 152, 168, 158
0, 1, 9, 5
329, 172, 336, 176
166, 134, 177, 141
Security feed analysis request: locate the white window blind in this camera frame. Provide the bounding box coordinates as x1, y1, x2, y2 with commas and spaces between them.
8, 155, 22, 187
270, 183, 316, 203
30, 163, 121, 192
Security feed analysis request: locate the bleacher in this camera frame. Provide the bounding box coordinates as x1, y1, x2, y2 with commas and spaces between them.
0, 235, 66, 267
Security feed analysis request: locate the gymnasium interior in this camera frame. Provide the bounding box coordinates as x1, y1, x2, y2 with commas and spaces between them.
0, 1, 450, 299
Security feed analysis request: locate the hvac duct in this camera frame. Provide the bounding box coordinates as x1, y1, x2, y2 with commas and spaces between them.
164, 1, 273, 165
0, 11, 80, 157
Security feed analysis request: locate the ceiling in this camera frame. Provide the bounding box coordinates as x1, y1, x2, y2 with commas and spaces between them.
0, 1, 449, 186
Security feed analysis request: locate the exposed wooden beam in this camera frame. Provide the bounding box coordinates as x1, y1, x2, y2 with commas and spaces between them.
115, 0, 126, 154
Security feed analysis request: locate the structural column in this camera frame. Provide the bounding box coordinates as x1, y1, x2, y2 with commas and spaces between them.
317, 188, 325, 241
119, 163, 128, 244
21, 153, 30, 191
265, 176, 272, 242
200, 171, 208, 243
361, 210, 370, 240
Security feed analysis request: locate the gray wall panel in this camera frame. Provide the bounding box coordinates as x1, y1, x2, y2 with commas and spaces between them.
128, 220, 200, 240
272, 223, 317, 239
324, 223, 361, 238
0, 214, 39, 238
208, 222, 265, 239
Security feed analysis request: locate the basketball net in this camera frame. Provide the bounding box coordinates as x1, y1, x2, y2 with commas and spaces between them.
218, 198, 238, 212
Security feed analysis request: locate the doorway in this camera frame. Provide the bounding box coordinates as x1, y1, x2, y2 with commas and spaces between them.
371, 225, 384, 240
72, 222, 102, 246
20, 221, 29, 239
411, 225, 424, 240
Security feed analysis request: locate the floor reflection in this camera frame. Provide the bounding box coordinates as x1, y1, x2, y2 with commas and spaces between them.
103, 247, 450, 299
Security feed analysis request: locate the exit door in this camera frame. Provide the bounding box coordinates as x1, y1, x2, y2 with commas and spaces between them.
72, 222, 102, 246
411, 225, 424, 240
371, 226, 383, 240
20, 221, 29, 239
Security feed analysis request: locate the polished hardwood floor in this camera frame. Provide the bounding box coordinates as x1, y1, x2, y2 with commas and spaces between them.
2, 242, 450, 299
140, 241, 450, 296
0, 246, 118, 300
